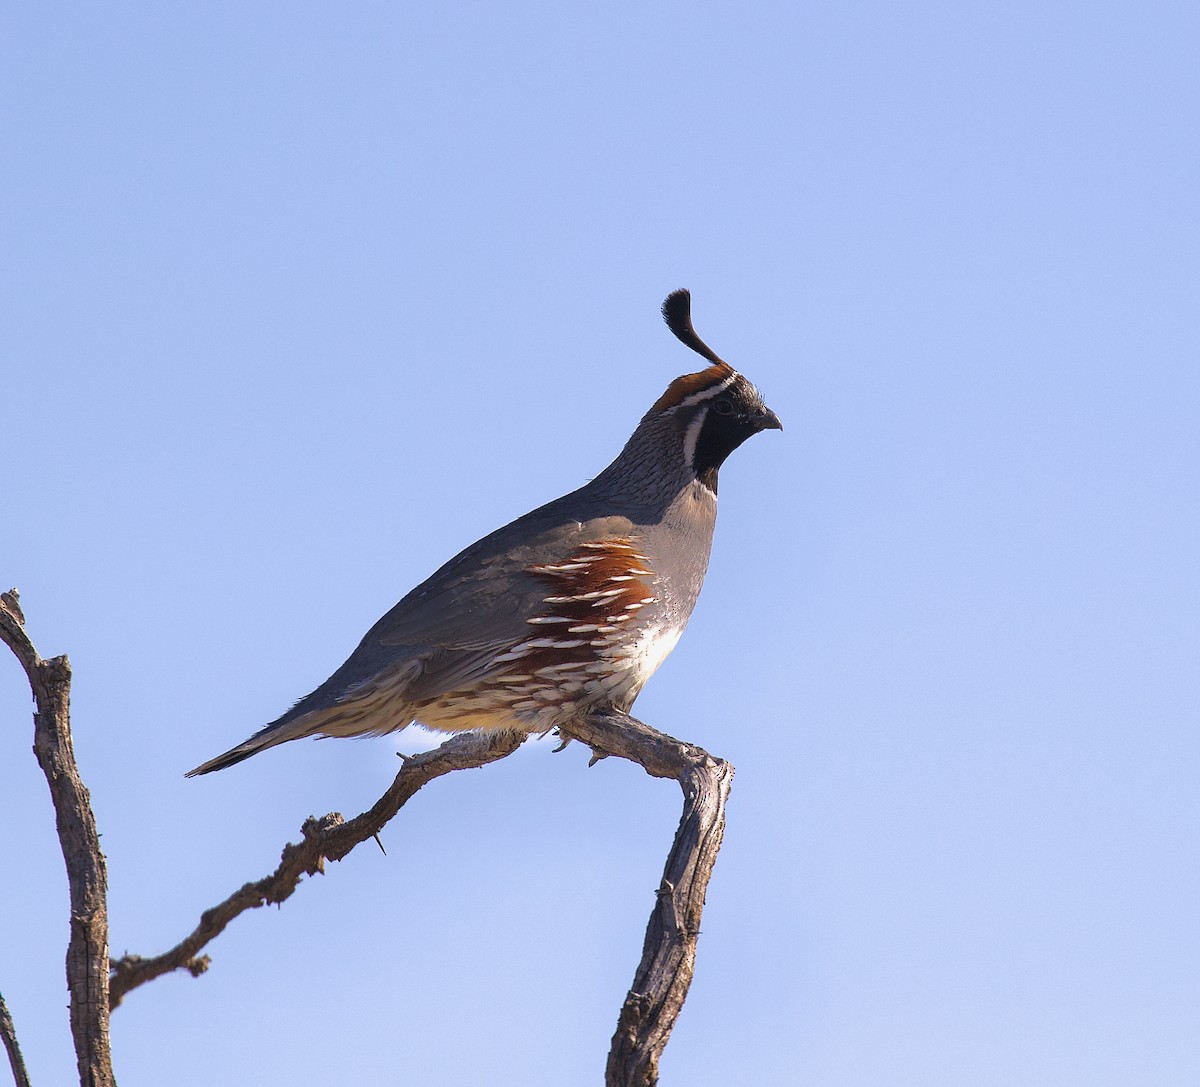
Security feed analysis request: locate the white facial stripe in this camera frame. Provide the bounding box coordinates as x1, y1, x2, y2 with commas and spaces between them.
682, 404, 708, 470
673, 371, 738, 410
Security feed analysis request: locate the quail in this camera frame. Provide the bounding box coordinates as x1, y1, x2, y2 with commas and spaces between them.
188, 290, 781, 776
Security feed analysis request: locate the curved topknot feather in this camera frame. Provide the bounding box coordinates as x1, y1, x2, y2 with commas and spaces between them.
661, 288, 724, 365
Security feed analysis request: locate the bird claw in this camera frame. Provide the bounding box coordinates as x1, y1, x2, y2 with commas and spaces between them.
553, 726, 608, 766
551, 727, 605, 765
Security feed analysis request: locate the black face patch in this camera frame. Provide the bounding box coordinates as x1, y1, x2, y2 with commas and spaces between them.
689, 378, 777, 485
692, 409, 767, 481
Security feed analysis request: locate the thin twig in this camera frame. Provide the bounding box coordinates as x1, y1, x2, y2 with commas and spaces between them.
0, 591, 113, 1087
0, 991, 32, 1087
109, 729, 523, 1007
561, 711, 734, 1087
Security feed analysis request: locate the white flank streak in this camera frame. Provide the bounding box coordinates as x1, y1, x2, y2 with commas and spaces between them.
682, 405, 708, 472
491, 647, 532, 662
546, 588, 625, 603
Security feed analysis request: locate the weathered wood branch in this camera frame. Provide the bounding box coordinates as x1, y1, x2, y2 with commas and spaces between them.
0, 590, 114, 1087
0, 990, 33, 1087
109, 729, 523, 1006
5, 587, 734, 1084
561, 710, 734, 1087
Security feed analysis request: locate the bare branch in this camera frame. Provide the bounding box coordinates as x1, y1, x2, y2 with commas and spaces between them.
5, 583, 730, 1084
109, 729, 523, 1007
0, 991, 33, 1087
0, 592, 113, 1087
561, 711, 734, 1087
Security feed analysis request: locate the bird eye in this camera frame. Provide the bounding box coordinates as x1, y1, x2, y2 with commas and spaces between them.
713, 399, 735, 415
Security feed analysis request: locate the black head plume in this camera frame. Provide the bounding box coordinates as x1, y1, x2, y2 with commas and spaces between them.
661, 288, 725, 365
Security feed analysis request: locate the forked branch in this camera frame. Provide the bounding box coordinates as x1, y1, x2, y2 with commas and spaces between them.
5, 590, 734, 1087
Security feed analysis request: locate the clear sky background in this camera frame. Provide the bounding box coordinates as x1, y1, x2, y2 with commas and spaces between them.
3, 3, 1197, 1085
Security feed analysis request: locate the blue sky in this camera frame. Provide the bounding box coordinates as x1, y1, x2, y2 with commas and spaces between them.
3, 3, 1197, 1084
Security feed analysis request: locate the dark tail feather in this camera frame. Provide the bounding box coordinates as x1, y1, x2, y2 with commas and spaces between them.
186, 728, 280, 777
186, 742, 262, 777
186, 709, 318, 777
188, 653, 415, 776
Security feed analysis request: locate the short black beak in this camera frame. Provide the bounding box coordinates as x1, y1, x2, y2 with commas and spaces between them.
758, 407, 783, 432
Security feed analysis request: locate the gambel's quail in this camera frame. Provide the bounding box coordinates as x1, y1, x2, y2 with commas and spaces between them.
188, 290, 781, 776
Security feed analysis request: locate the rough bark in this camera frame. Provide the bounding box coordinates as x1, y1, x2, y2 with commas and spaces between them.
562, 710, 735, 1087
0, 990, 33, 1087
0, 590, 114, 1087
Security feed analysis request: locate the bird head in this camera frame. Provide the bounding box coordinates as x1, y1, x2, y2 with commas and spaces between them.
650, 288, 782, 490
